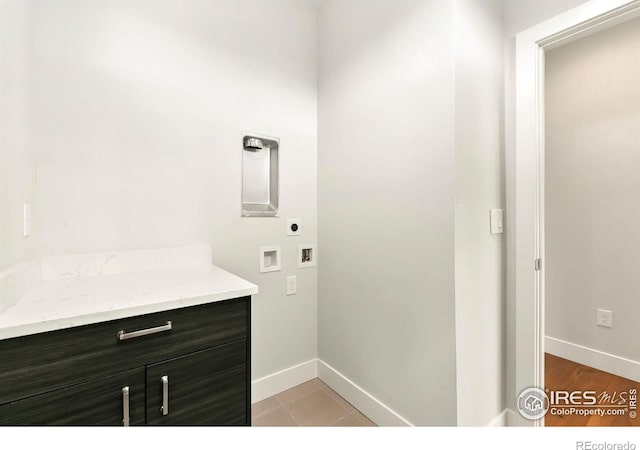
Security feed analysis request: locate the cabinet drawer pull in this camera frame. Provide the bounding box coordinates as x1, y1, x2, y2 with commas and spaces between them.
122, 386, 130, 427
117, 321, 172, 341
161, 376, 169, 416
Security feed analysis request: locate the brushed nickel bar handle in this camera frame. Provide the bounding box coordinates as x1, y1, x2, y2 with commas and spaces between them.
117, 321, 172, 341
161, 376, 169, 416
122, 386, 130, 427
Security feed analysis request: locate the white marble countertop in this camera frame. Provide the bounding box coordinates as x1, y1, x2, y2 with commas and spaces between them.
0, 246, 258, 340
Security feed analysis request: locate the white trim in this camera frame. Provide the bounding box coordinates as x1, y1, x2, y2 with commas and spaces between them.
513, 0, 640, 428
505, 409, 529, 427
486, 409, 509, 427
317, 359, 412, 427
251, 359, 318, 404
251, 358, 412, 426
546, 337, 640, 383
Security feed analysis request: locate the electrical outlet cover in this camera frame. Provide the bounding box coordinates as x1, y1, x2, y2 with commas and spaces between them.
286, 276, 297, 296
287, 219, 302, 236
597, 309, 613, 329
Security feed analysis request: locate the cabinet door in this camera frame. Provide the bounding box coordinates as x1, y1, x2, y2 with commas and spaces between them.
146, 340, 247, 425
0, 298, 248, 407
0, 368, 145, 426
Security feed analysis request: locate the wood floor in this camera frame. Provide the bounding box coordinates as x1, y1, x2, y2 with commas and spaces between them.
545, 353, 640, 426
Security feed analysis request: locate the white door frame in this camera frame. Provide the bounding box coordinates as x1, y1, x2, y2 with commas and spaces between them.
513, 0, 640, 427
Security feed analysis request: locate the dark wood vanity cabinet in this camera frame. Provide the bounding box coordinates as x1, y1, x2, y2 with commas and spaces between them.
0, 297, 251, 426
146, 341, 247, 425
0, 368, 147, 426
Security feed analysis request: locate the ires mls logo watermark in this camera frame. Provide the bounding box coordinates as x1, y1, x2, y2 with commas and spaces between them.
517, 388, 550, 420
517, 387, 637, 420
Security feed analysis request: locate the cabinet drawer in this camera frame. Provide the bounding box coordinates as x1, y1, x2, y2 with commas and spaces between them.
0, 367, 145, 426
146, 340, 247, 426
0, 297, 248, 405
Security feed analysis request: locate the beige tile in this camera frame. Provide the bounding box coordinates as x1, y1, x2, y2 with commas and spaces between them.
351, 409, 377, 427
251, 396, 281, 418
315, 378, 329, 389
252, 407, 298, 427
284, 389, 351, 426
323, 386, 355, 413
332, 414, 366, 427
275, 380, 322, 405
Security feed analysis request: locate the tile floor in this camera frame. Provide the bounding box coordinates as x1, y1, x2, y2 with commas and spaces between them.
252, 378, 377, 427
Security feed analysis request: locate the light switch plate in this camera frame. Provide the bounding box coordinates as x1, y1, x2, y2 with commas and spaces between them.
23, 204, 31, 237
490, 209, 504, 235
286, 276, 297, 296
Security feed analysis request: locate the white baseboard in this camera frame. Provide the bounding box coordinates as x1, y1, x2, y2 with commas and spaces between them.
254, 358, 502, 427
486, 409, 508, 427
317, 359, 413, 427
546, 336, 640, 383
251, 359, 318, 404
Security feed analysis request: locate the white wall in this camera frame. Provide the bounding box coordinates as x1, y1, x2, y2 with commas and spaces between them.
6, 0, 617, 425
454, 0, 505, 427
0, 0, 36, 271
28, 0, 318, 382
318, 0, 458, 426
502, 0, 590, 39
503, 0, 592, 415
545, 17, 640, 363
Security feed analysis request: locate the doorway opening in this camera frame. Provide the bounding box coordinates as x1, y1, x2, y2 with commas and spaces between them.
543, 16, 640, 426
514, 0, 640, 427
